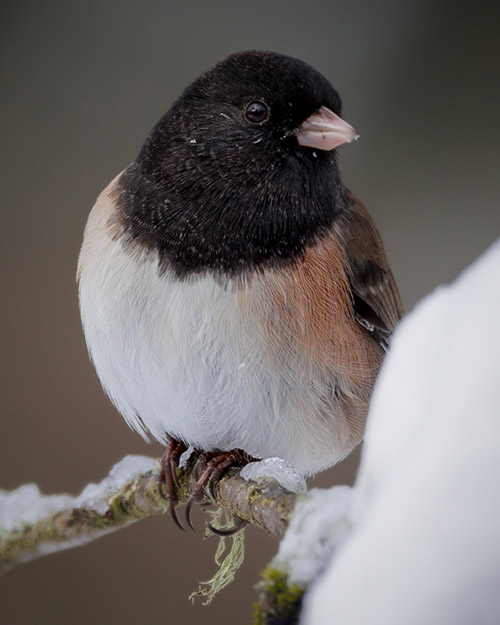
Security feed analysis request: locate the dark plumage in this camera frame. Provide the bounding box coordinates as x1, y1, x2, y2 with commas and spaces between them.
115, 51, 347, 277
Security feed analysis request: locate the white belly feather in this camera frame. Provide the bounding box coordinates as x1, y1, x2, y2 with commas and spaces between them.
78, 185, 356, 475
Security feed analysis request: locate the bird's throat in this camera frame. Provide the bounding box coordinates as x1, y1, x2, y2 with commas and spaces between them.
114, 161, 344, 279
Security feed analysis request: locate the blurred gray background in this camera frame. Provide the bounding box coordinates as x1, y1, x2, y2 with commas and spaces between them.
1, 1, 499, 624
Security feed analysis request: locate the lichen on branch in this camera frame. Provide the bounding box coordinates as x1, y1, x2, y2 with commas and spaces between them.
0, 454, 298, 572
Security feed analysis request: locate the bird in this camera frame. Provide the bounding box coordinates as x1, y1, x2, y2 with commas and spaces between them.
78, 50, 403, 532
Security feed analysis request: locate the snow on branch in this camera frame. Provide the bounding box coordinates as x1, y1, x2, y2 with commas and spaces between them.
0, 455, 301, 573
1, 453, 352, 622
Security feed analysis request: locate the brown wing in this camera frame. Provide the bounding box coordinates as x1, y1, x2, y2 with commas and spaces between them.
336, 192, 404, 348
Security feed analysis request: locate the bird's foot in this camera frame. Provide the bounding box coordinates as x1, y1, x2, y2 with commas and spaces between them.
158, 436, 188, 531
186, 449, 256, 534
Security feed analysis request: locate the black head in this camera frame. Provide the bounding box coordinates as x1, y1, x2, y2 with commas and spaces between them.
116, 51, 355, 278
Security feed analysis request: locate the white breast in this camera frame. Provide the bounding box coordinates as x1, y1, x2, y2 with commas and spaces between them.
78, 181, 357, 475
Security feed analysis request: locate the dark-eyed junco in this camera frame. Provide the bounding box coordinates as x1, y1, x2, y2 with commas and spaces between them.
78, 51, 402, 530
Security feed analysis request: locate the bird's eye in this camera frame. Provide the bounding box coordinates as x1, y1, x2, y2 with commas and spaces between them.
244, 100, 270, 125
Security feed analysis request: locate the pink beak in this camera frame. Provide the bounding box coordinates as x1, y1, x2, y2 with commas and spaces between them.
295, 106, 359, 151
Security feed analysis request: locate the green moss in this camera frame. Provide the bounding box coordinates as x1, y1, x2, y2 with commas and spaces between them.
247, 487, 262, 505
254, 565, 304, 625
109, 495, 127, 518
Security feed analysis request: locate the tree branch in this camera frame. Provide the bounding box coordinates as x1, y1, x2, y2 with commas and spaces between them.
1, 455, 347, 625
0, 454, 298, 572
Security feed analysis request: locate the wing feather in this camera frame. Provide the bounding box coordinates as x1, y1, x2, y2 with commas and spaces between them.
336, 192, 403, 346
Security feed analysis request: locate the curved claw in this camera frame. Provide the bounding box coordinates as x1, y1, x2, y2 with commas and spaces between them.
185, 495, 196, 531
158, 436, 188, 531
208, 469, 222, 499
170, 502, 186, 532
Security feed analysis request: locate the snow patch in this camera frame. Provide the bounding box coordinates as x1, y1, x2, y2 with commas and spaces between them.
275, 486, 353, 585
75, 455, 156, 515
240, 457, 306, 493
0, 484, 74, 532
178, 446, 196, 469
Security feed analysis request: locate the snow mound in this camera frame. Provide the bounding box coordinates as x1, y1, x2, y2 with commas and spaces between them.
302, 239, 500, 625
275, 486, 353, 585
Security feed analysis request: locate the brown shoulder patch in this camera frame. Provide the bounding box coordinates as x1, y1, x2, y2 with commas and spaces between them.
259, 231, 382, 371
246, 230, 384, 442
